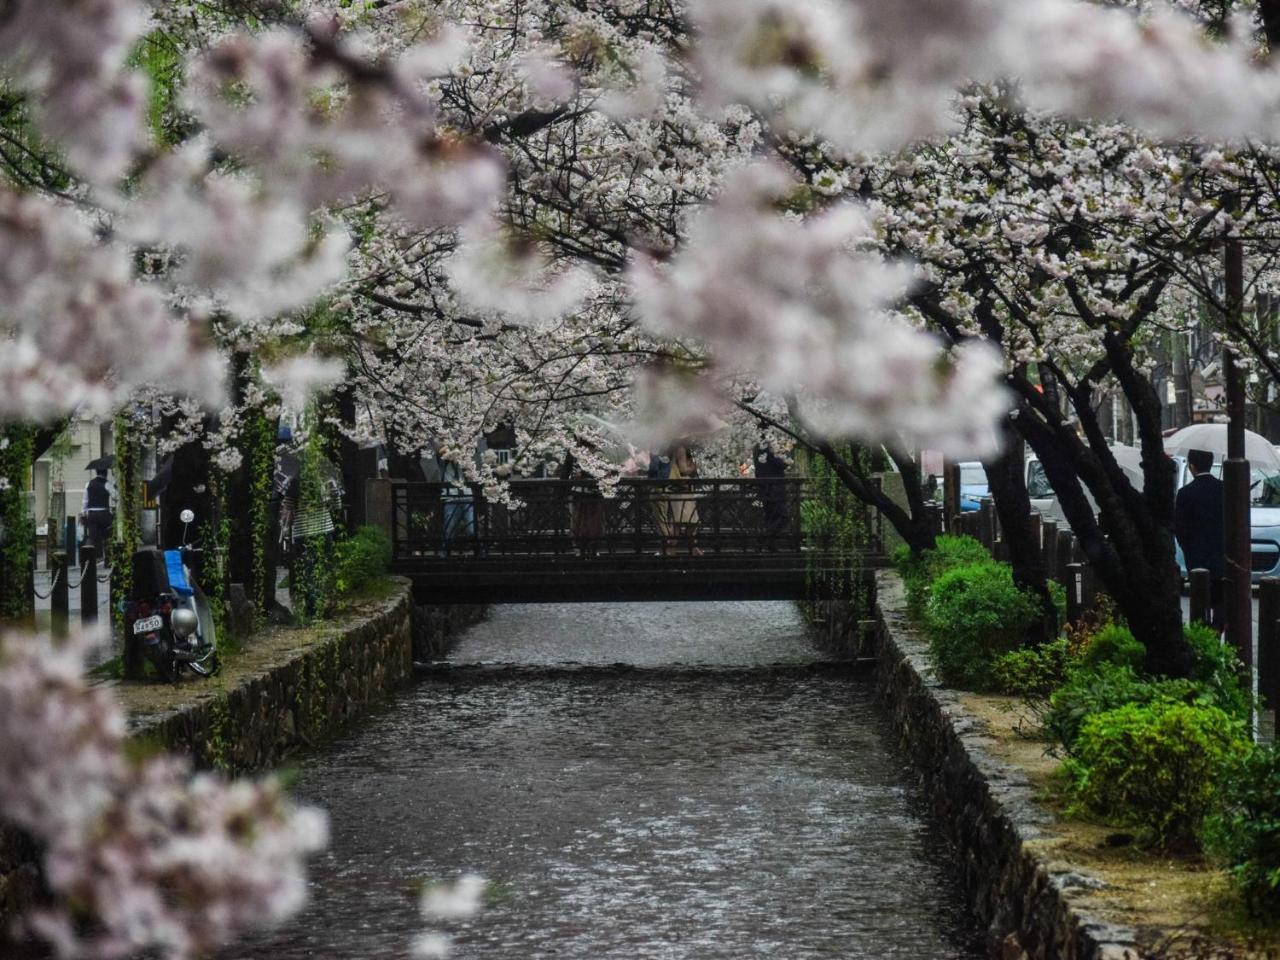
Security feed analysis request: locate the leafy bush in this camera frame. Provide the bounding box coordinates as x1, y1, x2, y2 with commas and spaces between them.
992, 637, 1073, 697
1202, 744, 1280, 919
1184, 622, 1252, 723
1042, 662, 1203, 753
1079, 622, 1145, 672
333, 525, 392, 595
923, 560, 1043, 690
1065, 700, 1250, 848
895, 535, 991, 614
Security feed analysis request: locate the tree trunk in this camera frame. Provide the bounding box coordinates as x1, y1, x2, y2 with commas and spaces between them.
983, 422, 1056, 642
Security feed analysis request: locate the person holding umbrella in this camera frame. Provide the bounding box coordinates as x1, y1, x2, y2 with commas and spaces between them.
81, 456, 115, 558
1175, 448, 1225, 627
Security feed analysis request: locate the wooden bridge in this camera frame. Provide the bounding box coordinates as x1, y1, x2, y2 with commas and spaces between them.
373, 478, 884, 603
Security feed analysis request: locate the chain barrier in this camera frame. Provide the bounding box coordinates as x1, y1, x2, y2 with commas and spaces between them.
65, 561, 92, 590
30, 566, 61, 600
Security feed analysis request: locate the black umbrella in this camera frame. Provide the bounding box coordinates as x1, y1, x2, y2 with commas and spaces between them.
85, 454, 115, 472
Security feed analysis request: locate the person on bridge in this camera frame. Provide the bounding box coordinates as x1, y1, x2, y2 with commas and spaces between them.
753, 443, 789, 543
1175, 447, 1224, 628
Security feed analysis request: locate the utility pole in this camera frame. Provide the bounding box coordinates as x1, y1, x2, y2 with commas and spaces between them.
1223, 232, 1254, 691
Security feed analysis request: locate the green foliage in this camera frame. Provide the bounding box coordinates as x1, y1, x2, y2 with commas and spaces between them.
333, 525, 391, 595
110, 413, 143, 638
1202, 744, 1280, 920
0, 425, 35, 622
1184, 622, 1252, 723
800, 443, 872, 619
991, 637, 1073, 697
923, 560, 1043, 690
1065, 700, 1249, 848
1079, 622, 1145, 672
1043, 662, 1203, 754
895, 534, 991, 615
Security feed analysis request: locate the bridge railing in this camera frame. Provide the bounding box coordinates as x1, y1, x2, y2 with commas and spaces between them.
388, 478, 815, 561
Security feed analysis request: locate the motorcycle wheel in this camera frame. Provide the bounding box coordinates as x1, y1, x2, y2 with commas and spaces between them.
187, 584, 220, 677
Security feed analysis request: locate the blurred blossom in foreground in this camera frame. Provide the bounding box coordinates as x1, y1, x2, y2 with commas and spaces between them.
413, 874, 487, 958
629, 164, 1010, 458
0, 632, 327, 960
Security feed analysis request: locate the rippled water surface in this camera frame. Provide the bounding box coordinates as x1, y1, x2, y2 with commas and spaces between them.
226, 602, 983, 959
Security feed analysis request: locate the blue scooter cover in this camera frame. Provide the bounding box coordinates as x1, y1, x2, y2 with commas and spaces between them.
163, 550, 194, 598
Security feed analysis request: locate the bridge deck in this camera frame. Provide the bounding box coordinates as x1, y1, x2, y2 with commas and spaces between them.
381, 479, 883, 603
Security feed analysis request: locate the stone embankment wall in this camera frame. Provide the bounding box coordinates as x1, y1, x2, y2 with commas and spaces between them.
870, 570, 1139, 960
122, 579, 417, 772
2, 579, 486, 931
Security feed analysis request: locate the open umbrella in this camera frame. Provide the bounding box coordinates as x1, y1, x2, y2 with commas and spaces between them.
85, 454, 115, 472
1163, 423, 1280, 471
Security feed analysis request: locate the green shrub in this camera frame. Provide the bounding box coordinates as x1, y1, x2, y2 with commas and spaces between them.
1184, 622, 1252, 723
1202, 744, 1280, 920
333, 525, 392, 595
1065, 700, 1250, 848
1042, 662, 1205, 753
895, 535, 991, 614
923, 560, 1043, 690
992, 637, 1073, 697
1079, 622, 1145, 672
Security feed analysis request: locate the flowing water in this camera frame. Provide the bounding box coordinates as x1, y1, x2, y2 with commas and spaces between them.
224, 602, 985, 960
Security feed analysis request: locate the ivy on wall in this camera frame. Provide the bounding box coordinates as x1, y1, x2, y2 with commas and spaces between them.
0, 426, 35, 622
199, 469, 232, 653
242, 404, 276, 621
799, 443, 873, 631
110, 413, 143, 637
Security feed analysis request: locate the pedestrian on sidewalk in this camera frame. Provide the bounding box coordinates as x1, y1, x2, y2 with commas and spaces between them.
81, 467, 114, 559
1175, 447, 1225, 628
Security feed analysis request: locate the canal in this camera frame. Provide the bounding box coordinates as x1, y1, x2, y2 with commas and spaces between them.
223, 602, 985, 959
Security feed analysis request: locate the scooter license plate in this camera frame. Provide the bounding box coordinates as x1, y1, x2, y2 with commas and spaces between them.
133, 615, 163, 634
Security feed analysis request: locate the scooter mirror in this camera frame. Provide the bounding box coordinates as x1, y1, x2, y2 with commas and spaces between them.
179, 509, 195, 524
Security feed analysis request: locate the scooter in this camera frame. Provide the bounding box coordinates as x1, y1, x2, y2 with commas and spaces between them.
123, 508, 219, 682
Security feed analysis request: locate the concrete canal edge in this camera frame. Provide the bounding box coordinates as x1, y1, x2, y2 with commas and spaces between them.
870, 569, 1140, 960
1, 578, 485, 926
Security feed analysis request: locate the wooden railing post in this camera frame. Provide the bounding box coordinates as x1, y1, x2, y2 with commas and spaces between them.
1188, 568, 1212, 626
1055, 530, 1074, 588
1258, 577, 1280, 713
1040, 520, 1058, 581
1065, 561, 1085, 623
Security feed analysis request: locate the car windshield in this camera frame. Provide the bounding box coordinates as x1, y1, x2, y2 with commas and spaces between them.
1203, 464, 1280, 506
1026, 460, 1053, 498
960, 464, 987, 487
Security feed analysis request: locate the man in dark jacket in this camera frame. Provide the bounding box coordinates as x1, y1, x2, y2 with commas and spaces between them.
1175, 448, 1224, 623
81, 468, 113, 557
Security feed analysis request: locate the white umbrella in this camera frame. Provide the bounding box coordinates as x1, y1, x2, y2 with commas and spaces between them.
1163, 423, 1280, 471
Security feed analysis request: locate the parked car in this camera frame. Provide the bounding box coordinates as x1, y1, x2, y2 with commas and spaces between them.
957, 461, 989, 512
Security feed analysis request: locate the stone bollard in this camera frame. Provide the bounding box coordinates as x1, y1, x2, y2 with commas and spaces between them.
80, 544, 98, 628
1188, 568, 1213, 627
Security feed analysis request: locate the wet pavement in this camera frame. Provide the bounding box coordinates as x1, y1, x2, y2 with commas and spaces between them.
222, 602, 984, 959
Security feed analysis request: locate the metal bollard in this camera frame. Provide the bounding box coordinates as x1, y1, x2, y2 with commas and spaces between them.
1065, 562, 1086, 623
50, 551, 69, 640
64, 516, 78, 569
1188, 568, 1213, 626
80, 544, 98, 627
1259, 577, 1280, 713
1040, 520, 1058, 581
